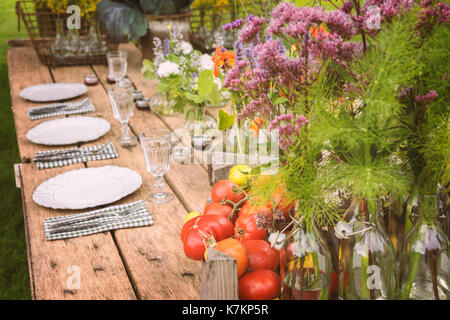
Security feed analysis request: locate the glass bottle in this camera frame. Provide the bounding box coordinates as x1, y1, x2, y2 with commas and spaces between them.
65, 28, 80, 57
339, 198, 396, 300
400, 195, 449, 300
51, 19, 66, 59
280, 217, 332, 300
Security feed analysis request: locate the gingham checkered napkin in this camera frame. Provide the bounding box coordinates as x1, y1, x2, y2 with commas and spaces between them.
27, 98, 95, 120
34, 142, 118, 170
44, 200, 153, 241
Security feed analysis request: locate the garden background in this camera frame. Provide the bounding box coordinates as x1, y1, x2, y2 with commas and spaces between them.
0, 0, 30, 300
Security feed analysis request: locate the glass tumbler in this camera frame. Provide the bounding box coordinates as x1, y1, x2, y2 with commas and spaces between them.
107, 51, 128, 82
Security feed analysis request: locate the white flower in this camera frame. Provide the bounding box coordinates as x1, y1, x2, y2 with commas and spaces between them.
156, 61, 181, 78
180, 41, 193, 55
198, 53, 214, 71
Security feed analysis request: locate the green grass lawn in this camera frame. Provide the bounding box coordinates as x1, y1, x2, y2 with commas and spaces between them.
0, 0, 31, 300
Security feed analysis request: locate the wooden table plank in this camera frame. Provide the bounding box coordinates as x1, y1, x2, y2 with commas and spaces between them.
7, 47, 77, 160
7, 46, 137, 300
18, 163, 137, 300
50, 62, 203, 299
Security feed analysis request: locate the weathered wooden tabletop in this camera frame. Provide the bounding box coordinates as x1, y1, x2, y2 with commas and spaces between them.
7, 42, 224, 300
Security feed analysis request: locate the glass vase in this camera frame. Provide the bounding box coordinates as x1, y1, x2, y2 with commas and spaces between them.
400, 195, 449, 300
149, 92, 176, 116
339, 198, 396, 300
280, 222, 332, 300
184, 104, 216, 136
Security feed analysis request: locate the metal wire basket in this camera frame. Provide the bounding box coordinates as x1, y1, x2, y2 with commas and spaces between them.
16, 0, 117, 67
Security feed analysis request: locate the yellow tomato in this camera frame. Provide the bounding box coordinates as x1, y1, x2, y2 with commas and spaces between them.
228, 164, 252, 188
184, 211, 202, 223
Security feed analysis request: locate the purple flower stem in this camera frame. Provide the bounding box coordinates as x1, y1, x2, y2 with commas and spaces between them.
352, 0, 367, 52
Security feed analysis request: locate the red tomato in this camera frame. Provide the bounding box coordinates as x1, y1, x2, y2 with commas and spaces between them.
239, 269, 281, 300
211, 180, 245, 207
234, 214, 267, 241
204, 202, 237, 222
214, 238, 249, 278
239, 199, 271, 217
269, 188, 295, 219
252, 175, 295, 219
182, 215, 234, 260
243, 240, 279, 271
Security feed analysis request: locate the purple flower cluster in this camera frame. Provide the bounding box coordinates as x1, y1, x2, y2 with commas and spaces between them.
268, 114, 308, 150
417, 0, 450, 32
220, 1, 423, 152
239, 95, 273, 119
238, 14, 265, 43
416, 90, 438, 103
223, 18, 244, 31
163, 38, 171, 56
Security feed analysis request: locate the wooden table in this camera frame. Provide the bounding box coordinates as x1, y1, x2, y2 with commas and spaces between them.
7, 42, 226, 300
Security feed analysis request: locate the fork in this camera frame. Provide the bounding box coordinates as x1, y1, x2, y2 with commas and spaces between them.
47, 202, 145, 231
34, 143, 111, 161
29, 98, 90, 115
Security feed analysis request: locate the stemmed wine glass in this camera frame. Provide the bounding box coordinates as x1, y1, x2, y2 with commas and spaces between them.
107, 51, 128, 82
108, 79, 137, 146
139, 130, 174, 204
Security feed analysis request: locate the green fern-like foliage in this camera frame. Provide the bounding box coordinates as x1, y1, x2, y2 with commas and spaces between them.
307, 14, 421, 201
252, 7, 449, 228
400, 20, 450, 195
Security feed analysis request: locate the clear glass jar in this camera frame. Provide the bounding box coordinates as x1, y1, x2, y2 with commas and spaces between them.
280, 221, 332, 300
149, 92, 176, 116
339, 198, 396, 300
184, 104, 216, 136
400, 195, 449, 300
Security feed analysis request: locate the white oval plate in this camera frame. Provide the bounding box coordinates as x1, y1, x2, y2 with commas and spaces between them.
26, 116, 110, 146
33, 166, 143, 209
20, 83, 88, 102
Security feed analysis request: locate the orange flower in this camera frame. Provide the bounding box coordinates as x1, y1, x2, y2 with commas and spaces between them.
212, 46, 236, 77
249, 118, 264, 137
310, 25, 329, 39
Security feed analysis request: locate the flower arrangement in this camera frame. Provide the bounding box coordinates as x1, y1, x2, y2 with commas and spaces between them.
212, 0, 450, 300
142, 25, 224, 121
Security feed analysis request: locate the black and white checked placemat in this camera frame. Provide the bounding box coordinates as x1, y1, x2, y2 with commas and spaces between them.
34, 142, 118, 170
27, 98, 95, 120
44, 200, 153, 241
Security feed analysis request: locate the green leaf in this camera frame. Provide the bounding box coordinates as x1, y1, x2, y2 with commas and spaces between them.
198, 69, 214, 98
206, 82, 222, 106
217, 110, 236, 130
272, 96, 289, 106
141, 59, 156, 80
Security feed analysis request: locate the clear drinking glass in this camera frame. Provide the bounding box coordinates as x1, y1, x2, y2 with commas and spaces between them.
108, 79, 137, 146
107, 51, 128, 82
139, 130, 174, 204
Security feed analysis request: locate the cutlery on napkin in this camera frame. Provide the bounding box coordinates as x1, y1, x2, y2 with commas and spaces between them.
44, 201, 153, 240
33, 142, 118, 169
27, 98, 95, 120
